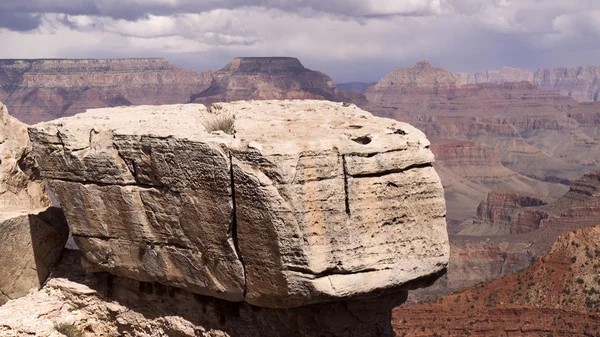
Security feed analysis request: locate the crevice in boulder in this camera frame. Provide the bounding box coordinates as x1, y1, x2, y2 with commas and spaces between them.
72, 234, 116, 241
73, 234, 195, 251
51, 177, 159, 190
228, 152, 247, 297
349, 162, 432, 179
113, 142, 140, 183
286, 265, 388, 278
342, 154, 351, 215
345, 148, 408, 158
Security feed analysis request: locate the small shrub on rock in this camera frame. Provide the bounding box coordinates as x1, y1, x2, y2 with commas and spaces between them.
54, 322, 83, 337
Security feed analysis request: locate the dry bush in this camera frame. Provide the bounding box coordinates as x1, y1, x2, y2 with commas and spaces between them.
54, 322, 83, 337
203, 113, 235, 135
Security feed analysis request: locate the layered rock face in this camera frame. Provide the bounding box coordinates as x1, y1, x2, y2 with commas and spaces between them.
0, 102, 68, 304
429, 141, 561, 230
458, 64, 600, 102
0, 59, 213, 124
457, 66, 534, 85
464, 172, 600, 239
29, 100, 449, 308
364, 62, 600, 225
191, 57, 364, 105
394, 224, 600, 336
460, 191, 548, 236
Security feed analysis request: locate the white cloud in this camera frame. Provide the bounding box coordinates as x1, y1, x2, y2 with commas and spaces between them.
2, 0, 600, 82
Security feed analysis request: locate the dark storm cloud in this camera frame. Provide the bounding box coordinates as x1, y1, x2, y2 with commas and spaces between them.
0, 0, 444, 22
0, 12, 42, 31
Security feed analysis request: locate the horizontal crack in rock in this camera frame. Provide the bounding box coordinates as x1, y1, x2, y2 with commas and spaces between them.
348, 162, 432, 178
285, 266, 387, 279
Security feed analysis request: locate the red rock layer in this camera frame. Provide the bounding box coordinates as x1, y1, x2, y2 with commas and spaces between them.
394, 225, 600, 336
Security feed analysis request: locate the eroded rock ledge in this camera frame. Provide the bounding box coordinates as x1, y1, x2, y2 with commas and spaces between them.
29, 100, 449, 308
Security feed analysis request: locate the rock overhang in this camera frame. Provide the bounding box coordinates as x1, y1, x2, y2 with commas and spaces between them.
28, 99, 449, 308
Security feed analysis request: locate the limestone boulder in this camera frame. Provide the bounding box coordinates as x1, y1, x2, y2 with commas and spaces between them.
29, 100, 449, 308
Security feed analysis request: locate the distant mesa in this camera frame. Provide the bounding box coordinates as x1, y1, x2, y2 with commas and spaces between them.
190, 57, 365, 105
219, 57, 305, 74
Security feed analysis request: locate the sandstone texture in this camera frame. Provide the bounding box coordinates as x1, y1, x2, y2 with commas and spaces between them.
0, 102, 69, 304
0, 59, 213, 124
191, 57, 365, 105
394, 224, 600, 336
28, 100, 449, 308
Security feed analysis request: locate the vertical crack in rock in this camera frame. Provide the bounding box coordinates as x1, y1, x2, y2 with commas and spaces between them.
113, 142, 137, 181
228, 151, 247, 296
342, 154, 351, 215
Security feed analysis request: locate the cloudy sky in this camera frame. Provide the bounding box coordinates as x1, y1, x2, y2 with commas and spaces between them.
1, 0, 600, 82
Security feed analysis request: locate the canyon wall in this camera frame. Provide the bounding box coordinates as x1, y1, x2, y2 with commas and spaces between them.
0, 59, 214, 124
364, 61, 600, 226
458, 64, 600, 102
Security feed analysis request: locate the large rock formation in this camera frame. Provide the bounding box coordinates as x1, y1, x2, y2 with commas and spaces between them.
0, 59, 213, 124
393, 224, 600, 336
458, 64, 600, 102
28, 100, 449, 308
0, 102, 69, 304
191, 57, 365, 105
